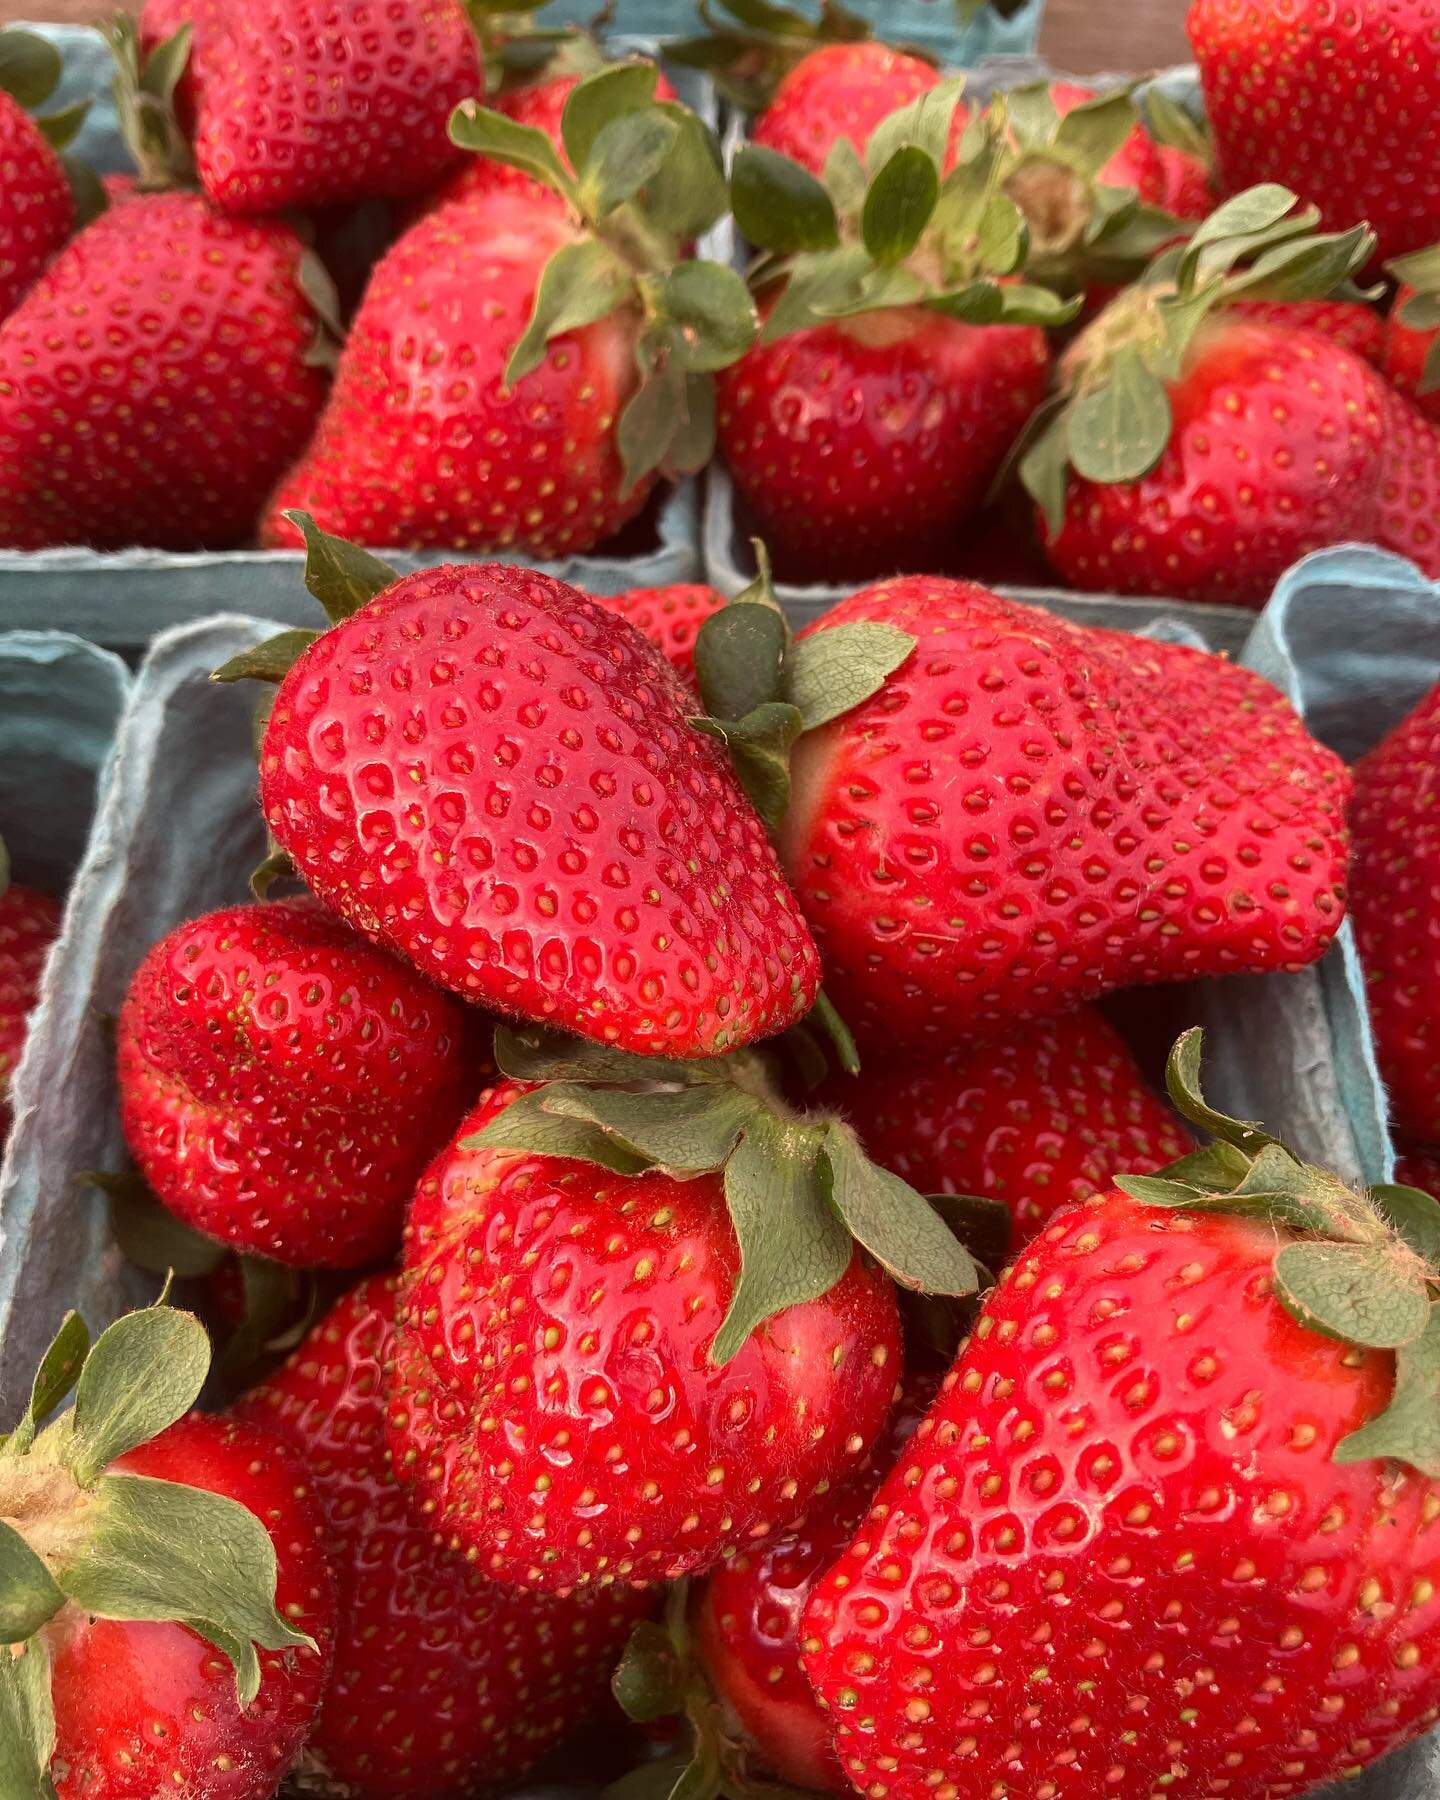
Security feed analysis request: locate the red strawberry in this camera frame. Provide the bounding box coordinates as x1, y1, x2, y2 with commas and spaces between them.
236, 1275, 647, 1797
156, 0, 483, 215
0, 87, 72, 321
1385, 281, 1440, 422
1157, 142, 1213, 219
3, 1301, 335, 1798
1377, 392, 1440, 577
776, 576, 1350, 1051
0, 872, 60, 1138
254, 552, 819, 1057
0, 191, 327, 550
826, 1007, 1192, 1245
387, 1077, 907, 1593
595, 581, 727, 688
1048, 80, 1167, 202
116, 898, 478, 1268
1397, 1144, 1440, 1197
802, 1040, 1440, 1800
1350, 677, 1440, 1142
1234, 296, 1385, 365
1189, 0, 1440, 268
753, 42, 943, 178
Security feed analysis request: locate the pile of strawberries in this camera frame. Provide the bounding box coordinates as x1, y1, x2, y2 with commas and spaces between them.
8, 4, 1440, 1800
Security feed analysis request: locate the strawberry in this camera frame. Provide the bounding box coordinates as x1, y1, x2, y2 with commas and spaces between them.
0, 189, 328, 550
1398, 1145, 1440, 1198
236, 1275, 648, 1797
143, 0, 483, 215
0, 839, 60, 1139
264, 68, 753, 557
825, 1006, 1192, 1246
775, 574, 1350, 1051
1189, 0, 1440, 269
0, 30, 76, 321
1233, 296, 1385, 366
803, 1032, 1440, 1800
1, 1299, 334, 1797
752, 42, 943, 178
594, 581, 727, 688
115, 897, 478, 1268
1157, 143, 1213, 219
236, 525, 820, 1057
1384, 285, 1440, 420
1350, 676, 1440, 1144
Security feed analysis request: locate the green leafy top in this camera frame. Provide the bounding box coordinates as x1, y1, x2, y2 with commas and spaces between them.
100, 16, 194, 191
450, 60, 757, 489
0, 26, 100, 228
468, 1022, 981, 1365
464, 0, 609, 93
0, 1299, 315, 1795
1015, 185, 1378, 532
732, 82, 1083, 346
1388, 240, 1440, 398
1118, 1028, 1440, 1479
666, 0, 906, 114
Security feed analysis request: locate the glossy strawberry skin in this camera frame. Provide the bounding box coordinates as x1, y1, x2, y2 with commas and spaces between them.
1189, 0, 1440, 269
1384, 287, 1440, 423
1397, 1144, 1440, 1196
826, 1007, 1191, 1244
1233, 298, 1385, 366
778, 577, 1350, 1051
717, 308, 1050, 583
595, 582, 726, 689
386, 1082, 902, 1594
804, 1192, 1440, 1800
180, 0, 481, 214
48, 1413, 334, 1800
236, 1275, 647, 1798
116, 899, 477, 1268
0, 192, 327, 551
262, 191, 652, 558
1043, 318, 1391, 606
1350, 679, 1440, 1142
0, 882, 60, 1138
753, 42, 942, 179
1377, 397, 1440, 597
259, 562, 819, 1058
1156, 143, 1213, 219
0, 92, 72, 320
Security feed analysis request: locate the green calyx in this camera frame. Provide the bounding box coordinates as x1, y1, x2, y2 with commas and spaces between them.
101, 15, 193, 192
0, 26, 103, 228
1118, 1029, 1440, 1478
665, 0, 896, 115
449, 61, 756, 489
1016, 184, 1379, 532
464, 0, 606, 93
466, 1023, 980, 1365
1388, 240, 1440, 397
0, 1300, 314, 1794
735, 82, 1081, 343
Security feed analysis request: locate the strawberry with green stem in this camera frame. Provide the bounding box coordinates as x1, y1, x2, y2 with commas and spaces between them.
0, 833, 60, 1142
264, 62, 754, 557
0, 28, 94, 320
0, 1297, 333, 1797
804, 1028, 1440, 1800
1383, 242, 1440, 423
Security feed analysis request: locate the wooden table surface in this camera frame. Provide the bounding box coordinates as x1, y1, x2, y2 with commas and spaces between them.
0, 0, 1194, 71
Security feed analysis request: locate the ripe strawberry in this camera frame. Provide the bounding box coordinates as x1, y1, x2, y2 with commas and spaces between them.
595, 581, 727, 688
0, 864, 60, 1139
236, 1275, 648, 1797
116, 898, 478, 1268
1350, 677, 1440, 1143
0, 191, 327, 550
1190, 0, 1440, 268
1047, 80, 1167, 203
1157, 143, 1213, 219
3, 1300, 334, 1798
826, 1007, 1192, 1245
1376, 392, 1440, 578
803, 1035, 1440, 1800
387, 1075, 907, 1593
1234, 296, 1385, 365
753, 42, 942, 177
776, 576, 1350, 1051
143, 0, 483, 215
0, 87, 72, 321
252, 545, 819, 1057
1397, 1145, 1440, 1197
1384, 285, 1440, 419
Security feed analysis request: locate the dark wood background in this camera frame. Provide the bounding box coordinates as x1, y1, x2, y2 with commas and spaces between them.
0, 0, 1194, 72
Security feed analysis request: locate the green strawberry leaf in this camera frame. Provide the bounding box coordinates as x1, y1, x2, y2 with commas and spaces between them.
506, 240, 635, 387
1335, 1302, 1440, 1477
1052, 89, 1140, 178
975, 192, 1027, 275
645, 262, 758, 374
604, 1759, 698, 1800
449, 99, 578, 201
561, 59, 660, 173
211, 629, 320, 686
0, 28, 61, 110
1067, 344, 1173, 484
616, 363, 684, 491
809, 988, 860, 1079
820, 1123, 980, 1297
36, 100, 89, 153
822, 136, 869, 221
6, 1312, 89, 1458
612, 1619, 687, 1722
1273, 1240, 1432, 1350
1003, 83, 1060, 152
0, 1638, 55, 1800
539, 1081, 760, 1173
214, 1258, 310, 1389
866, 76, 965, 174
760, 244, 871, 342
579, 109, 679, 221
691, 702, 804, 829
1115, 1172, 1332, 1237
863, 145, 940, 265
1225, 225, 1376, 304
250, 847, 298, 901
64, 1305, 212, 1487
712, 1114, 852, 1365
1143, 86, 1210, 161
1164, 1028, 1280, 1154
642, 104, 730, 242
781, 621, 914, 730
667, 372, 719, 479
1019, 410, 1071, 537
732, 145, 840, 253
493, 1023, 715, 1089
0, 1523, 64, 1643
1373, 1184, 1440, 1270
695, 600, 789, 721
928, 1192, 1014, 1271
1180, 184, 1313, 289
465, 1088, 654, 1175
284, 512, 397, 625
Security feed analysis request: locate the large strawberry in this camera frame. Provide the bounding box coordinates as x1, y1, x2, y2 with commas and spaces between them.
752, 41, 943, 177
115, 897, 477, 1267
826, 1006, 1192, 1245
230, 521, 821, 1058
0, 29, 79, 320
385, 1025, 980, 1593
1350, 676, 1440, 1144
236, 1275, 647, 1797
264, 66, 754, 557
1189, 0, 1440, 269
0, 1299, 334, 1797
775, 574, 1350, 1051
594, 580, 727, 689
0, 834, 60, 1140
804, 1032, 1440, 1800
